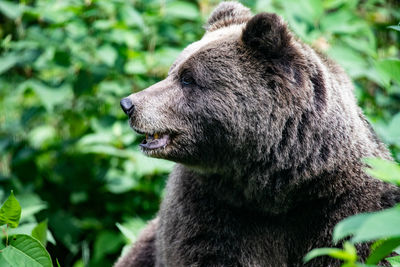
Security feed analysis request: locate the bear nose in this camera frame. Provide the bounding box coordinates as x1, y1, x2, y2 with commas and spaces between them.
120, 97, 134, 116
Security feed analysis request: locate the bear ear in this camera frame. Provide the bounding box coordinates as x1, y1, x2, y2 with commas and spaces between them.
205, 2, 252, 32
242, 13, 293, 58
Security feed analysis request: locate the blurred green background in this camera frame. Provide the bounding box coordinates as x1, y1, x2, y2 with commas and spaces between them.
0, 0, 399, 266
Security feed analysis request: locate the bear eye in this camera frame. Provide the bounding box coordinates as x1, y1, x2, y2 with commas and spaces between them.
180, 73, 195, 86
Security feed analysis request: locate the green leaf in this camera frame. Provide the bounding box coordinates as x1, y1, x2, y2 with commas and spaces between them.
0, 191, 21, 228
165, 1, 200, 20
116, 218, 146, 243
119, 5, 144, 28
375, 59, 400, 86
364, 158, 400, 186
0, 53, 19, 75
333, 205, 400, 243
386, 255, 400, 266
0, 252, 11, 267
304, 246, 357, 263
0, 0, 23, 19
93, 231, 123, 260
124, 60, 147, 75
6, 222, 55, 246
388, 25, 400, 32
97, 45, 118, 67
2, 234, 53, 267
366, 237, 400, 264
20, 80, 73, 112
32, 220, 48, 247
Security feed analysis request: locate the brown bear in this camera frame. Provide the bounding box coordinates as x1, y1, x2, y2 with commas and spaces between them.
115, 2, 400, 266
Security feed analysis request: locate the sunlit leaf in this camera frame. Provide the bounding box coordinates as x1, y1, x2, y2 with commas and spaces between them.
2, 234, 53, 267
32, 220, 49, 247
116, 218, 146, 243
366, 237, 400, 265
93, 231, 123, 260
165, 1, 200, 20
0, 191, 21, 228
98, 45, 118, 67
387, 255, 400, 266
376, 59, 400, 86
304, 245, 357, 263
388, 25, 400, 32
124, 60, 147, 75
333, 206, 400, 243
0, 0, 23, 19
364, 158, 400, 186
0, 53, 19, 75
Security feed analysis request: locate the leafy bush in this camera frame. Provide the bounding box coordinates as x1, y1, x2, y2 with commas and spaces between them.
0, 191, 53, 267
304, 158, 400, 266
0, 0, 399, 266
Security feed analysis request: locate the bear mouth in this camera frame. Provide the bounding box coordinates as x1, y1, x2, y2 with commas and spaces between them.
131, 127, 171, 151
140, 133, 170, 150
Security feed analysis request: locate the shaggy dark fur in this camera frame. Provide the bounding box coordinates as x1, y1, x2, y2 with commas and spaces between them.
115, 2, 400, 266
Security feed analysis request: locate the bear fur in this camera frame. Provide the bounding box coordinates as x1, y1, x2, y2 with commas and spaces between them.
115, 2, 400, 266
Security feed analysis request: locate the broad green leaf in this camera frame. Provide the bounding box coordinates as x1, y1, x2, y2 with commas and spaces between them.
97, 45, 117, 67
20, 80, 73, 112
388, 25, 400, 32
375, 59, 400, 86
366, 237, 400, 264
119, 5, 144, 28
0, 191, 21, 228
0, 252, 11, 267
283, 0, 323, 25
93, 231, 123, 260
327, 45, 368, 78
105, 169, 136, 194
333, 211, 370, 243
387, 255, 400, 266
0, 53, 19, 75
18, 194, 48, 223
28, 125, 56, 149
2, 234, 53, 267
124, 60, 147, 75
131, 151, 174, 176
32, 220, 48, 247
304, 246, 357, 263
322, 0, 350, 9
385, 113, 400, 146
7, 223, 55, 246
116, 218, 146, 243
0, 0, 23, 19
364, 158, 400, 186
116, 223, 136, 243
165, 1, 200, 20
334, 206, 400, 243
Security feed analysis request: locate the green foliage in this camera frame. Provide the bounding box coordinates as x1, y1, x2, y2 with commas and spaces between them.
0, 0, 399, 265
304, 159, 400, 266
1, 234, 53, 267
303, 242, 358, 264
0, 191, 53, 267
0, 191, 21, 228
32, 220, 49, 247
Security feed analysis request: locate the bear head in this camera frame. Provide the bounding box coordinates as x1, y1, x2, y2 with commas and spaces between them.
121, 2, 374, 184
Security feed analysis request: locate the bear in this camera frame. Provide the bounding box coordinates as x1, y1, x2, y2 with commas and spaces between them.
115, 2, 400, 266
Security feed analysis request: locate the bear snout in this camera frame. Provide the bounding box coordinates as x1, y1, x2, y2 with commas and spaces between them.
120, 97, 135, 116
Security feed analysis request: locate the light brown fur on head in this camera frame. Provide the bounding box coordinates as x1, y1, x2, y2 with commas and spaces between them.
118, 2, 399, 266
